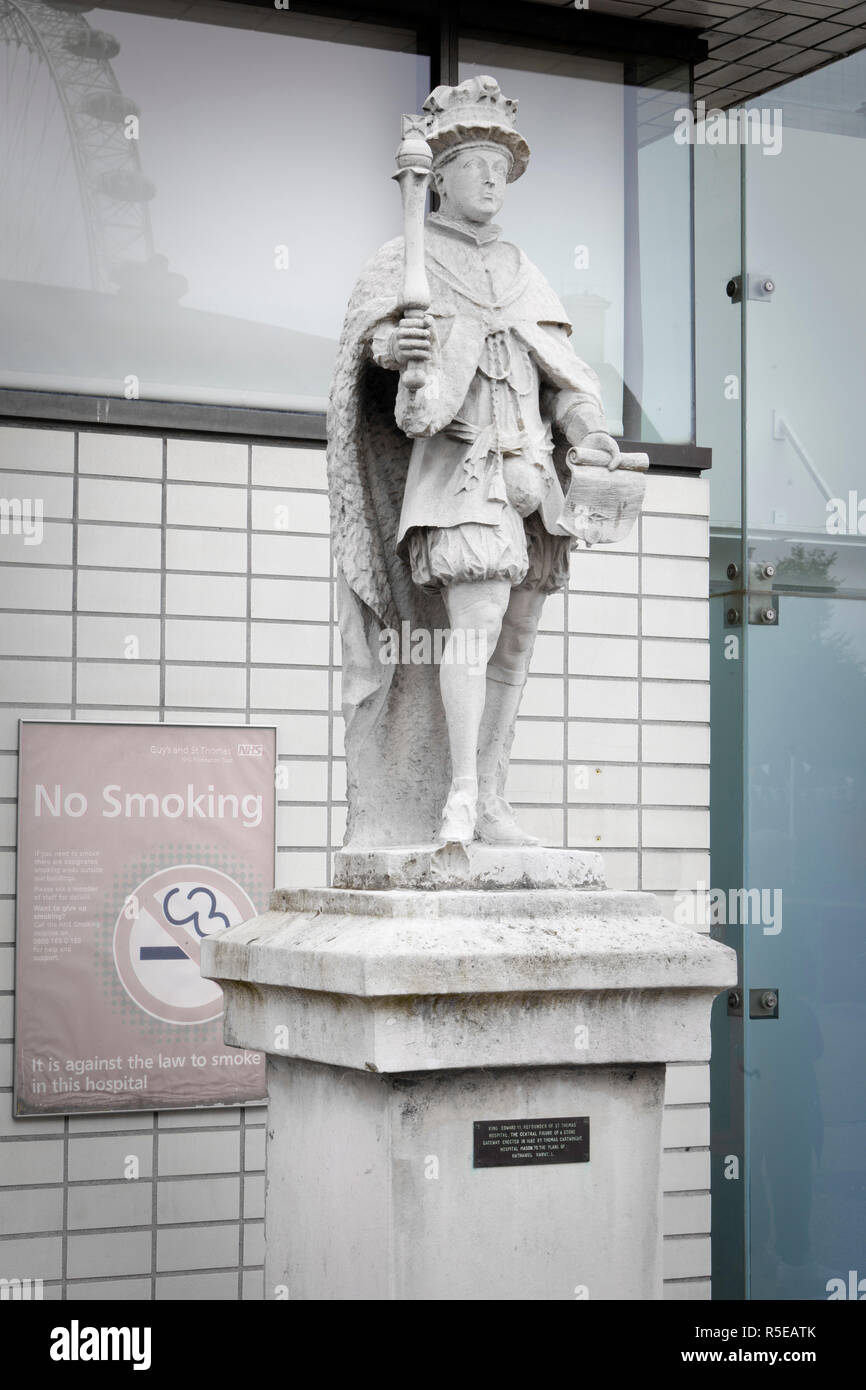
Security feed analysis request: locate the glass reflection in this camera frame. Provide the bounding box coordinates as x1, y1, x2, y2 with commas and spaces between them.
747, 590, 866, 1298
459, 48, 692, 444
0, 0, 428, 407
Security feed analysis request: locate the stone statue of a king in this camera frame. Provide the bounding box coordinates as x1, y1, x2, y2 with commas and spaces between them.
328, 74, 634, 851
207, 76, 733, 1309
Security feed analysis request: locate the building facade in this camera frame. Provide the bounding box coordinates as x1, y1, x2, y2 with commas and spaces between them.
1, 0, 864, 1301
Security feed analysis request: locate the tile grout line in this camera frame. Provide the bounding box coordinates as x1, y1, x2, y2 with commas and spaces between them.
150, 1113, 158, 1301
159, 438, 167, 721
326, 520, 335, 890
70, 433, 79, 719
60, 429, 77, 1299
238, 1108, 246, 1300
638, 511, 643, 894
61, 1120, 69, 1298
562, 584, 569, 850
153, 434, 168, 1301
245, 443, 253, 727
242, 446, 253, 1305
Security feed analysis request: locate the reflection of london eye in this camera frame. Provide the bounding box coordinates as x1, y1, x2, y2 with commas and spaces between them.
0, 0, 161, 291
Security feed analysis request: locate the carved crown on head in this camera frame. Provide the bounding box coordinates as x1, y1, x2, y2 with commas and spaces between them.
421, 75, 530, 182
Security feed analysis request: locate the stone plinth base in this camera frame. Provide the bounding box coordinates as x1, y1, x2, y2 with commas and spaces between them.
334, 842, 605, 891
202, 876, 736, 1301
266, 1057, 664, 1301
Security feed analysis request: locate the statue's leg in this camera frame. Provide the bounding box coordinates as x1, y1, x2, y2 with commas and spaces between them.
478, 583, 547, 794
437, 578, 511, 842
476, 585, 547, 845
475, 511, 572, 846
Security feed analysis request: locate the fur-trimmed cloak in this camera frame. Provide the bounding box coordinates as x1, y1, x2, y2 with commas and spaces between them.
327, 232, 605, 846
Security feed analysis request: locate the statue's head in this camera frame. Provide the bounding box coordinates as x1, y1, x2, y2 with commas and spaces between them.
432, 144, 511, 224
422, 74, 529, 224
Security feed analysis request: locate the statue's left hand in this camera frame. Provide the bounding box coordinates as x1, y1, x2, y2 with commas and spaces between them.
581, 432, 621, 470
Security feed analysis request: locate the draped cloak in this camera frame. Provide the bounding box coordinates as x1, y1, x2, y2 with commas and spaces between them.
326, 230, 607, 847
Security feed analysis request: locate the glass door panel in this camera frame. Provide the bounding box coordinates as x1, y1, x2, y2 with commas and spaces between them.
743, 52, 866, 1300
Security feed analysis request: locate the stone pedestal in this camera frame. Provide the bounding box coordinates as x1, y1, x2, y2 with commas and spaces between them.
201, 849, 737, 1301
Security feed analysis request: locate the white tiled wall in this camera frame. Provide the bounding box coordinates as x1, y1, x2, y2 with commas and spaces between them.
0, 423, 712, 1300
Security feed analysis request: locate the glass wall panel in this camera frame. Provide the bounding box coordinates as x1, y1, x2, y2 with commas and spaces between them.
458, 46, 626, 435
700, 47, 866, 1302
695, 140, 742, 535
741, 50, 866, 1300
746, 593, 866, 1299
459, 43, 692, 443
697, 132, 747, 1302
745, 52, 866, 539
0, 1, 428, 409
634, 78, 692, 444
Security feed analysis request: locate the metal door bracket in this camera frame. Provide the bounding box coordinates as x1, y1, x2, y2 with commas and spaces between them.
748, 558, 779, 624
725, 275, 776, 304
749, 989, 779, 1019
727, 989, 743, 1017
747, 274, 776, 301
748, 594, 779, 625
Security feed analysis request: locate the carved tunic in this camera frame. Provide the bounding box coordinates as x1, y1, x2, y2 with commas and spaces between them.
370, 213, 608, 555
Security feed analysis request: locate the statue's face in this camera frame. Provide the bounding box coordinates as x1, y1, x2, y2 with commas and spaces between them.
436, 147, 509, 223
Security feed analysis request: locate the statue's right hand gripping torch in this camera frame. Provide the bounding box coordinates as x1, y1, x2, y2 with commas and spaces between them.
392, 115, 433, 396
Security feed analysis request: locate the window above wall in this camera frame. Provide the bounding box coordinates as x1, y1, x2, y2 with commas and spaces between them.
0, 0, 429, 412
0, 0, 709, 463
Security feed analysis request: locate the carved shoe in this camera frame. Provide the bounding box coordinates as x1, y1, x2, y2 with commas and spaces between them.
436, 778, 478, 845
477, 794, 540, 847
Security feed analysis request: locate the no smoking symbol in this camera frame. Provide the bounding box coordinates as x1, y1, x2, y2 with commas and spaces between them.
113, 864, 255, 1025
